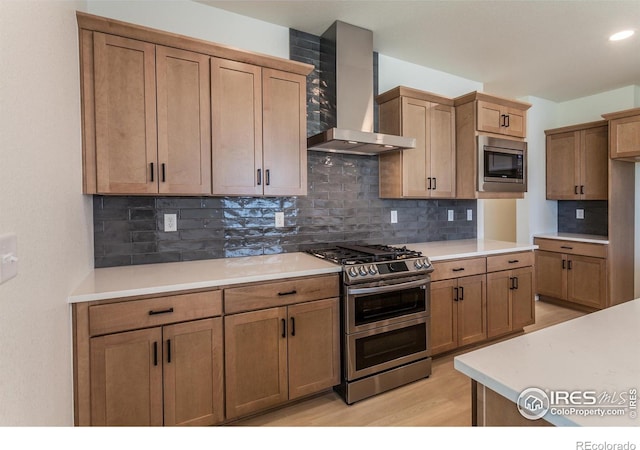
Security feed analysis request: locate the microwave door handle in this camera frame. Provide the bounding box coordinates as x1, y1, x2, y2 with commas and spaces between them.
347, 278, 428, 296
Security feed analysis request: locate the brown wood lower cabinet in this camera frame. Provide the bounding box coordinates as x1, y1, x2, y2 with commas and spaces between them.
430, 274, 486, 356
224, 297, 340, 420
534, 238, 608, 310
486, 267, 534, 338
73, 290, 224, 426
90, 318, 223, 426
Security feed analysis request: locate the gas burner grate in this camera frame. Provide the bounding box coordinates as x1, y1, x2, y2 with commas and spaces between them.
305, 243, 422, 265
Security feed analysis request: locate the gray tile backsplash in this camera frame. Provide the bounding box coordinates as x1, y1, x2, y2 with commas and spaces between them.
92, 28, 477, 268
557, 201, 608, 236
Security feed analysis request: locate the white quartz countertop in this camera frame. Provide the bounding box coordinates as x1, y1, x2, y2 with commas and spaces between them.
69, 239, 536, 303
69, 252, 341, 303
534, 232, 609, 245
405, 239, 537, 262
454, 299, 640, 427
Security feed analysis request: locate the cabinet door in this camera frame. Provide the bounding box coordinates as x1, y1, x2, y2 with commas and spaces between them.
262, 69, 307, 196
535, 250, 566, 299
477, 100, 504, 135
90, 327, 163, 426
502, 106, 526, 138
456, 275, 487, 347
156, 46, 211, 195
224, 307, 288, 420
610, 114, 640, 159
486, 271, 512, 338
430, 279, 458, 355
511, 266, 535, 329
546, 131, 579, 200
211, 58, 263, 196
429, 103, 456, 198
567, 255, 607, 309
93, 33, 157, 194
163, 318, 224, 426
580, 126, 608, 200
287, 298, 340, 400
401, 97, 430, 197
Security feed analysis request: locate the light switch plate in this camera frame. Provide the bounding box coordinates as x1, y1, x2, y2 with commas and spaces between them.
0, 233, 18, 285
391, 210, 398, 224
576, 209, 585, 220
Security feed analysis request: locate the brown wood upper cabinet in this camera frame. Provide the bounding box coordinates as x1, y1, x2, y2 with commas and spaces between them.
545, 121, 608, 200
84, 32, 211, 195
211, 60, 307, 196
377, 87, 456, 198
78, 12, 312, 196
602, 108, 640, 160
453, 92, 531, 199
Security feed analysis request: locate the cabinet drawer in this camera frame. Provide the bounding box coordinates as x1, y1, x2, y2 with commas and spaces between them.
224, 274, 340, 314
534, 238, 607, 258
430, 257, 486, 281
89, 290, 222, 336
486, 251, 534, 273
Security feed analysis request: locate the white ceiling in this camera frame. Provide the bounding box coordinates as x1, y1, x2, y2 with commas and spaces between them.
196, 0, 640, 102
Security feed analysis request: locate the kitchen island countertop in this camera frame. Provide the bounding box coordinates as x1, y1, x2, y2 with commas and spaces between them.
454, 298, 640, 426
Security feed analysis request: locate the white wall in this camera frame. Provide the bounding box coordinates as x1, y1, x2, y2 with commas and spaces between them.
555, 85, 638, 126
86, 0, 290, 58
0, 1, 93, 425
378, 54, 482, 97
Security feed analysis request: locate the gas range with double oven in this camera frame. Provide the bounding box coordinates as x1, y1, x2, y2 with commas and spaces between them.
306, 244, 434, 404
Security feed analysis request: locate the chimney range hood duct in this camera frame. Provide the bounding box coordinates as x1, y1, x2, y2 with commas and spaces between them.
307, 21, 416, 155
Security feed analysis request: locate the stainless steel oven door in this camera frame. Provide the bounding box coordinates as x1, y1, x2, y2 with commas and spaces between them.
346, 316, 430, 381
345, 277, 429, 334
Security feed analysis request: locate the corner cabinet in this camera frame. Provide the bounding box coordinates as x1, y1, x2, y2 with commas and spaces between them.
534, 238, 608, 310
602, 108, 640, 160
453, 91, 531, 199
223, 275, 340, 421
72, 290, 225, 426
77, 12, 312, 196
545, 121, 608, 200
377, 87, 456, 199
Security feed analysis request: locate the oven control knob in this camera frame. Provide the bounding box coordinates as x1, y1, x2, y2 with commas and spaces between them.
422, 258, 432, 268
368, 265, 377, 275
414, 260, 423, 269
359, 266, 368, 277
348, 267, 359, 278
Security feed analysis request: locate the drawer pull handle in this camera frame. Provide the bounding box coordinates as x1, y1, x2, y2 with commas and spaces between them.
452, 268, 465, 272
149, 307, 174, 316
278, 290, 297, 296
560, 246, 573, 250
508, 259, 519, 264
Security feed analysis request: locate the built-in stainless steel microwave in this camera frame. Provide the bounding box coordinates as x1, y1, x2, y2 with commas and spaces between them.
477, 136, 527, 193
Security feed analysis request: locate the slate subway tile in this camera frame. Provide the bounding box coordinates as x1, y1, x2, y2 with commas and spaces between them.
155, 197, 204, 209
132, 252, 181, 265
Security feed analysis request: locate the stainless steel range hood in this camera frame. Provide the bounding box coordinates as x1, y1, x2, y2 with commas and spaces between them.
306, 21, 416, 155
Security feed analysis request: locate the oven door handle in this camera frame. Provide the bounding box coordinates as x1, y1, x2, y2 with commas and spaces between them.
346, 279, 427, 296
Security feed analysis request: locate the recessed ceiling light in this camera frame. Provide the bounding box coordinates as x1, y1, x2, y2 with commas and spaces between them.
609, 30, 635, 41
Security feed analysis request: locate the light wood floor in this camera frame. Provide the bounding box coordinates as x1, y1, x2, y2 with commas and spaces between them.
232, 300, 585, 426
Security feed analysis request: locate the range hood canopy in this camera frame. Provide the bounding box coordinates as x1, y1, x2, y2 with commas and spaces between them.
307, 21, 416, 155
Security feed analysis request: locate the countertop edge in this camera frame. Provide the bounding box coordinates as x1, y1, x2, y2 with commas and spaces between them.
429, 245, 538, 262
68, 266, 342, 304
533, 233, 609, 245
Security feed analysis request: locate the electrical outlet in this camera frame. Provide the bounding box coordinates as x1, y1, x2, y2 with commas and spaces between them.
447, 210, 454, 222
275, 212, 285, 228
576, 209, 585, 220
164, 214, 177, 232
467, 209, 473, 221
390, 210, 398, 224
